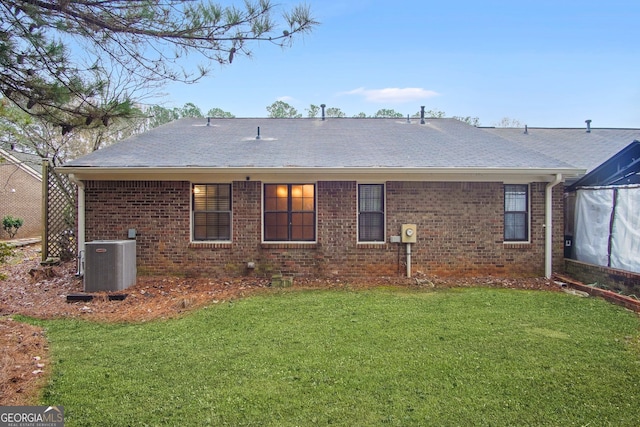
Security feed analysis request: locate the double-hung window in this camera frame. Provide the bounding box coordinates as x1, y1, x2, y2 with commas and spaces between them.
264, 184, 315, 241
358, 184, 385, 242
504, 184, 529, 242
193, 184, 231, 241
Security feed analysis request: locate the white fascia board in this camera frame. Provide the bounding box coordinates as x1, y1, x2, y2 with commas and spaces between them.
59, 166, 585, 183
0, 148, 42, 181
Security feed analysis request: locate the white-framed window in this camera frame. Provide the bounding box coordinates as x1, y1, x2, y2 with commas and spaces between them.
358, 183, 385, 242
504, 184, 529, 242
263, 184, 316, 241
192, 184, 232, 241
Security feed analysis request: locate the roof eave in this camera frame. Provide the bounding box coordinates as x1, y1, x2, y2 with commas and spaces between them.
58, 166, 585, 183
0, 148, 43, 180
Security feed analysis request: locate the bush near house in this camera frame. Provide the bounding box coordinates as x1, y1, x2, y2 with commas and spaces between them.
2, 215, 24, 239
0, 242, 14, 280
0, 242, 13, 264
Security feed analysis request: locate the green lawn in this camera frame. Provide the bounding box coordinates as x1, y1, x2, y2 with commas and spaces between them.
28, 287, 640, 426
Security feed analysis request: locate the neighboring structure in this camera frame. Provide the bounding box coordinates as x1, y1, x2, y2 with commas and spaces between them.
565, 140, 640, 191
483, 125, 640, 263
481, 124, 640, 187
486, 125, 640, 297
565, 141, 640, 273
552, 139, 640, 295
59, 116, 583, 279
0, 146, 42, 239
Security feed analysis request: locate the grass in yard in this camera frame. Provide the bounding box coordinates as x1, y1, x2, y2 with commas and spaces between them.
25, 287, 640, 426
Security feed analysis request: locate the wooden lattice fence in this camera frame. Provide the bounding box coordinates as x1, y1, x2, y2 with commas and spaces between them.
42, 160, 77, 262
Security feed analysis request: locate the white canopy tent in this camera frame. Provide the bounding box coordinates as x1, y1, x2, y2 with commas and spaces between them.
574, 185, 640, 273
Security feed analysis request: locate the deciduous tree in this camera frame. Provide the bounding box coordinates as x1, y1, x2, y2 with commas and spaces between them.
326, 107, 345, 118
493, 117, 522, 128
306, 104, 320, 118
266, 100, 301, 118
453, 116, 481, 127
180, 103, 204, 118
413, 108, 446, 118
411, 108, 481, 126
206, 107, 235, 118
374, 109, 403, 118
144, 105, 182, 129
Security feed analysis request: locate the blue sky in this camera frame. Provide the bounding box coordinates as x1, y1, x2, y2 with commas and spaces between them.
157, 0, 639, 127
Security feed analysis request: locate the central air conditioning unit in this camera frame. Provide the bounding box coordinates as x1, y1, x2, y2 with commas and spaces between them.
84, 240, 136, 292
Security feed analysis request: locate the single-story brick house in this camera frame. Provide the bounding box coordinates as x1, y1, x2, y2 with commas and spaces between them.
59, 116, 585, 279
0, 146, 42, 239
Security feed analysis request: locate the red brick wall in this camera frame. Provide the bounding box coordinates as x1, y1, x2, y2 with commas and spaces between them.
564, 259, 640, 296
85, 181, 191, 273
83, 180, 564, 279
0, 159, 42, 239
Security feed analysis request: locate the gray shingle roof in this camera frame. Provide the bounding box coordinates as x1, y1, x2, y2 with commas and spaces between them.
481, 127, 640, 173
63, 118, 576, 170
0, 146, 42, 177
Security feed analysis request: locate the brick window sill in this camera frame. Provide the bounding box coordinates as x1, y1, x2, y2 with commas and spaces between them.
503, 242, 531, 249
357, 243, 388, 249
188, 242, 232, 249
261, 243, 317, 249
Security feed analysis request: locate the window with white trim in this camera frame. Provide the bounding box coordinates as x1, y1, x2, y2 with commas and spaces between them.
358, 184, 385, 242
264, 184, 315, 241
504, 184, 529, 241
192, 184, 231, 241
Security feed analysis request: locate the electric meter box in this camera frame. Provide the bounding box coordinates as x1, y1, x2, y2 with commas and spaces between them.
401, 224, 417, 243
84, 240, 136, 292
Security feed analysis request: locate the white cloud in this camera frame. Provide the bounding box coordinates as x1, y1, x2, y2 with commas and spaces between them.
276, 95, 297, 103
342, 87, 439, 104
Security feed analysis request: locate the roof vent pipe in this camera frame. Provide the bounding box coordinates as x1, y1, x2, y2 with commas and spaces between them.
256, 126, 261, 140
207, 117, 211, 126
407, 114, 411, 124
585, 119, 592, 133
524, 124, 528, 134
321, 104, 326, 121
420, 106, 425, 124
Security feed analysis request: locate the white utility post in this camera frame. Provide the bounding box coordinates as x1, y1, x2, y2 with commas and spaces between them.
401, 224, 417, 278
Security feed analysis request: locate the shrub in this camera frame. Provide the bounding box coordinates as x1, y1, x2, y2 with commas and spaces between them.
2, 215, 24, 239
0, 242, 14, 266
